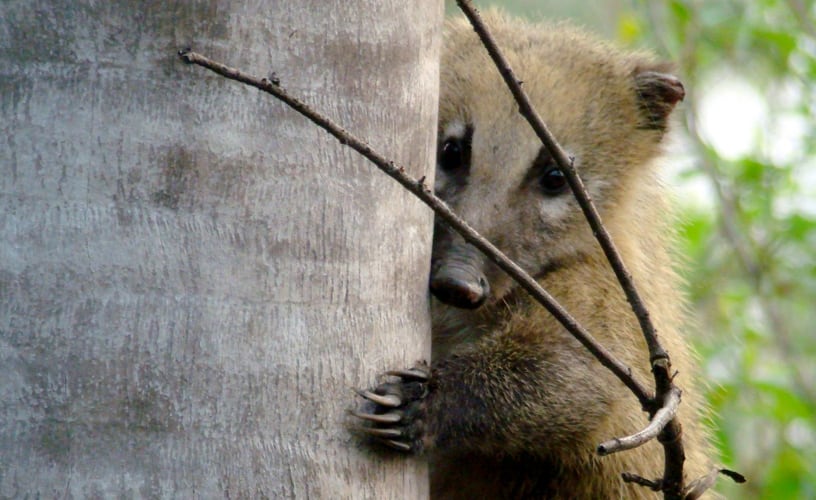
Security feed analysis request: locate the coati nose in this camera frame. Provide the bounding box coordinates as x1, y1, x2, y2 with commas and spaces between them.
430, 268, 490, 309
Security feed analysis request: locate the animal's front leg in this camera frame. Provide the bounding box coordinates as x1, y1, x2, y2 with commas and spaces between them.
354, 335, 609, 459
354, 363, 432, 453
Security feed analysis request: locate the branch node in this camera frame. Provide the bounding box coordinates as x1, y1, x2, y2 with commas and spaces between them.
597, 387, 681, 455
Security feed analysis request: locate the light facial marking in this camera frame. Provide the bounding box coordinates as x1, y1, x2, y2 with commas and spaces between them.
539, 194, 571, 222
536, 149, 578, 221
442, 120, 467, 141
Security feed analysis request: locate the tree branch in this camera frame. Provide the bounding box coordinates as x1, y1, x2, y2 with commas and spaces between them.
621, 472, 663, 491
453, 1, 686, 497
178, 49, 652, 405
454, 0, 666, 365
598, 387, 681, 456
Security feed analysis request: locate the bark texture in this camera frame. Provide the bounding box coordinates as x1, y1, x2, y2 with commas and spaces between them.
0, 1, 441, 497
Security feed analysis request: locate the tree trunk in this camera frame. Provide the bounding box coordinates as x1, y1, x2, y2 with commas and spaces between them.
0, 1, 441, 497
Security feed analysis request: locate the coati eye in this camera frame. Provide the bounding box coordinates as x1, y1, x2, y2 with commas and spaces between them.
437, 123, 473, 175
540, 166, 568, 195
439, 139, 465, 173
527, 147, 570, 196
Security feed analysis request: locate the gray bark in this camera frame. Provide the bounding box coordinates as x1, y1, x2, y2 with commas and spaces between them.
0, 1, 440, 497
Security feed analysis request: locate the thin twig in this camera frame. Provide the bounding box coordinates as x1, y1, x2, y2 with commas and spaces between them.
454, 2, 685, 497
454, 0, 666, 365
177, 49, 652, 405
621, 472, 663, 491
682, 467, 747, 500
598, 387, 681, 456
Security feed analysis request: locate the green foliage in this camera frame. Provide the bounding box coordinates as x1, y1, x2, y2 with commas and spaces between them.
627, 0, 816, 497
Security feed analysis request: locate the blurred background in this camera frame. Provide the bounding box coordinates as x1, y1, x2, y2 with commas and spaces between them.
448, 1, 816, 497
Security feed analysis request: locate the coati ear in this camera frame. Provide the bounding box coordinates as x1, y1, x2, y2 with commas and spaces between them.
633, 65, 685, 132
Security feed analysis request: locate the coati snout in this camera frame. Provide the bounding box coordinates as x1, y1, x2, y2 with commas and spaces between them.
429, 236, 490, 309
429, 119, 490, 309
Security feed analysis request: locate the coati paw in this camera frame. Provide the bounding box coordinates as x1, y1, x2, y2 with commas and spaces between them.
353, 362, 430, 454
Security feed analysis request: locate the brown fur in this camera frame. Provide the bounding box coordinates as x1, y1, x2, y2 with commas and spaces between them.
357, 11, 714, 499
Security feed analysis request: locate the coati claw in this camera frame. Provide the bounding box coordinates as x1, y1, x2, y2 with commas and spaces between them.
356, 390, 401, 408
381, 439, 412, 452
385, 367, 430, 381
353, 364, 430, 454
350, 410, 402, 424
360, 427, 403, 438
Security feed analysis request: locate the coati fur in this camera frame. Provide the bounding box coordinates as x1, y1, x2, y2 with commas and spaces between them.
356, 11, 714, 499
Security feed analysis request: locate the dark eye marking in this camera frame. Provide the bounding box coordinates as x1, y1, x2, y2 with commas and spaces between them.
524, 147, 570, 196
437, 124, 474, 175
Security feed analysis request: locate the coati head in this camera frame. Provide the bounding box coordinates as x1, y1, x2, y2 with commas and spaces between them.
431, 13, 684, 312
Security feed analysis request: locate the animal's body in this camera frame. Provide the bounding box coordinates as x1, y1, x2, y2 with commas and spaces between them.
356, 11, 713, 499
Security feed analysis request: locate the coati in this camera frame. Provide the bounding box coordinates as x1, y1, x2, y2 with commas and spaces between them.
355, 11, 714, 499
